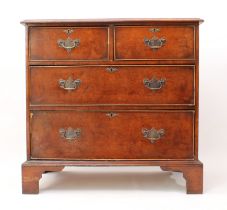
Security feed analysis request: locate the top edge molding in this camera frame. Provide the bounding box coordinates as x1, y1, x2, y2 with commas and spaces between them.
21, 18, 204, 26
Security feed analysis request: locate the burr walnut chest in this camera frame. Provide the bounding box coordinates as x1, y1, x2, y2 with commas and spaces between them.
21, 18, 203, 194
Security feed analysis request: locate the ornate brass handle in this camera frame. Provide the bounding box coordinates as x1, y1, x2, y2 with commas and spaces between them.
59, 127, 81, 141
143, 77, 165, 91
144, 28, 166, 50
142, 128, 165, 143
144, 37, 166, 50
57, 38, 80, 52
57, 29, 80, 52
58, 76, 81, 90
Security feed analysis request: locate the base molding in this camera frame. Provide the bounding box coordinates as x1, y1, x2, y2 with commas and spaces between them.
22, 160, 203, 194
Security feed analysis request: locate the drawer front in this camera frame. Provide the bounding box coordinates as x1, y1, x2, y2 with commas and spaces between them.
115, 26, 195, 60
30, 65, 194, 105
30, 111, 194, 160
29, 27, 109, 61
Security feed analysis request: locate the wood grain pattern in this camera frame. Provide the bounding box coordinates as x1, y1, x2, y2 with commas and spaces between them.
115, 26, 195, 60
30, 111, 194, 160
29, 27, 109, 61
30, 65, 195, 105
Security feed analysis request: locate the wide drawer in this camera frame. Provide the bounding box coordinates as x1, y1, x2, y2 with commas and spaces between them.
30, 65, 195, 106
115, 26, 195, 60
29, 27, 109, 61
30, 111, 194, 160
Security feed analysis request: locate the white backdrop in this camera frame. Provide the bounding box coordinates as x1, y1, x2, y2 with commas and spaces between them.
0, 0, 227, 209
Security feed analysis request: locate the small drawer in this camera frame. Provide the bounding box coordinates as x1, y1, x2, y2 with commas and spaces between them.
114, 26, 195, 60
29, 27, 109, 61
30, 65, 195, 106
30, 111, 194, 160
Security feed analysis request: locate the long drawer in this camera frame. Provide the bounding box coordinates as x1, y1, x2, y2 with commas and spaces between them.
115, 26, 195, 60
30, 65, 195, 106
30, 111, 194, 160
29, 27, 109, 61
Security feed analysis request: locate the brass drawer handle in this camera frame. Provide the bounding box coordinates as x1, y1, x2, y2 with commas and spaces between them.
144, 28, 166, 50
57, 38, 80, 52
57, 29, 80, 52
143, 77, 165, 91
144, 37, 166, 50
59, 76, 81, 90
142, 128, 165, 143
59, 127, 81, 141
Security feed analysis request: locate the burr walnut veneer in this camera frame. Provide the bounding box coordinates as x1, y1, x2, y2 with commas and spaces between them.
21, 19, 203, 194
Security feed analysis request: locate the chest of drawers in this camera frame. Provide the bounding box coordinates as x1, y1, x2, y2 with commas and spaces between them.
21, 18, 203, 194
